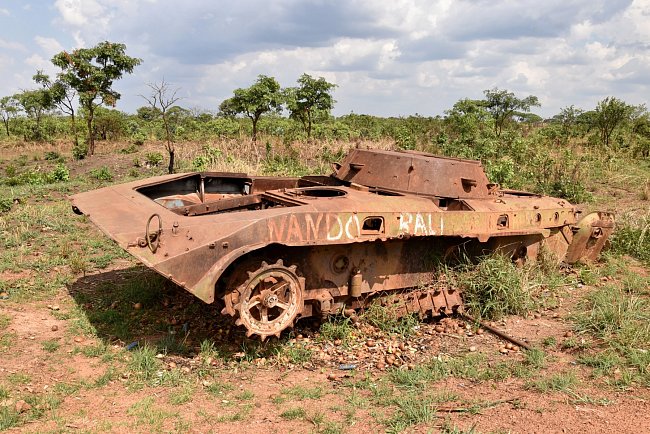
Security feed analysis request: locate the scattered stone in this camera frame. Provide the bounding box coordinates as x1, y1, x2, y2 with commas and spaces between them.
505, 342, 514, 350
15, 400, 31, 413
51, 325, 58, 332
499, 348, 509, 354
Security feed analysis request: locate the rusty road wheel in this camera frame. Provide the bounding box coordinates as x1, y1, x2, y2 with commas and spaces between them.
233, 260, 304, 340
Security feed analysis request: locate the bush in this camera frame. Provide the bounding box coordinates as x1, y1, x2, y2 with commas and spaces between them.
89, 166, 113, 181
72, 142, 88, 160
454, 254, 536, 320
0, 198, 12, 213
44, 151, 64, 162
609, 213, 650, 265
144, 152, 163, 167
47, 163, 70, 182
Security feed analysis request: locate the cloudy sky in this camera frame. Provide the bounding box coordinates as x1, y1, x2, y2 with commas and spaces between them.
0, 0, 648, 118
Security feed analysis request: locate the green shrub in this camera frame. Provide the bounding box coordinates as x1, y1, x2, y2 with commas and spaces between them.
0, 198, 12, 213
454, 254, 535, 320
44, 151, 64, 162
610, 213, 650, 265
89, 166, 113, 181
72, 142, 88, 160
47, 163, 70, 182
144, 152, 163, 167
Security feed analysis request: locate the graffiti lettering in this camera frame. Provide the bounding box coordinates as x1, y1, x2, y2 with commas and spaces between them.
399, 212, 438, 236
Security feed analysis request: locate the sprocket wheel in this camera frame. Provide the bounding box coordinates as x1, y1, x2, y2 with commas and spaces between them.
233, 260, 304, 340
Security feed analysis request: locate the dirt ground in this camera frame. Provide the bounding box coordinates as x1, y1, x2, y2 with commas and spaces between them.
1, 141, 649, 433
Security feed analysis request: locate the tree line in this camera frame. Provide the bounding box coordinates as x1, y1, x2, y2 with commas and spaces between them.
1, 41, 649, 175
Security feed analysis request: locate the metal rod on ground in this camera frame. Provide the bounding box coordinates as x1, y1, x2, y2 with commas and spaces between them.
458, 311, 532, 351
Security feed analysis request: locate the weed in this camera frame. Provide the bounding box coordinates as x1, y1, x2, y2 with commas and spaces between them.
542, 336, 557, 347
277, 343, 313, 365
169, 384, 194, 405
453, 254, 536, 319
145, 152, 163, 167
89, 166, 113, 181
361, 302, 419, 336
42, 340, 60, 353
609, 213, 650, 265
128, 344, 160, 382
524, 348, 546, 369
0, 406, 20, 430
526, 371, 578, 393
319, 316, 354, 343
275, 385, 324, 402
127, 396, 178, 430
280, 406, 306, 420
385, 394, 436, 432
206, 381, 234, 396
236, 390, 255, 401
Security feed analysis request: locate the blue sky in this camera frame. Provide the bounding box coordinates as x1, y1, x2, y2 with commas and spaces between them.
0, 0, 648, 117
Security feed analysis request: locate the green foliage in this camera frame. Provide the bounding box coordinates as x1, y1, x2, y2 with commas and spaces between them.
52, 41, 142, 154
49, 163, 70, 182
453, 254, 536, 320
220, 75, 283, 141
285, 73, 337, 138
594, 97, 634, 147
72, 141, 89, 160
361, 302, 419, 336
89, 166, 114, 181
0, 197, 12, 213
319, 317, 354, 343
144, 152, 163, 167
483, 87, 540, 137
609, 213, 650, 265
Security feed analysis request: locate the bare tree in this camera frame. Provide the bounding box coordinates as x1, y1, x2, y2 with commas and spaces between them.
140, 80, 180, 174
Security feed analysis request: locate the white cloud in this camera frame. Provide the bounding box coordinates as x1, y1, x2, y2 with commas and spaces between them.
0, 38, 26, 51
34, 36, 64, 56
0, 7, 10, 16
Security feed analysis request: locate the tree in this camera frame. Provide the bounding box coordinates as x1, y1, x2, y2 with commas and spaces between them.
285, 74, 336, 138
0, 96, 19, 137
444, 98, 491, 139
594, 97, 633, 147
483, 88, 540, 137
553, 105, 584, 140
33, 70, 79, 145
52, 41, 141, 155
219, 75, 283, 141
140, 80, 181, 174
14, 88, 55, 141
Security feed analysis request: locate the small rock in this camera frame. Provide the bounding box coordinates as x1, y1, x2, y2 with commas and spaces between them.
476, 328, 484, 335
168, 362, 177, 369
398, 342, 406, 351
155, 353, 165, 359
48, 305, 60, 311
564, 331, 574, 338
499, 348, 509, 354
434, 325, 444, 333
469, 346, 477, 352
51, 325, 58, 332
533, 313, 541, 319
201, 380, 212, 387
334, 339, 342, 346
133, 303, 142, 310
326, 373, 336, 381
181, 366, 191, 373
366, 339, 375, 348
505, 342, 514, 350
385, 354, 396, 365
15, 400, 31, 413
512, 346, 520, 352
376, 362, 386, 370
73, 337, 83, 343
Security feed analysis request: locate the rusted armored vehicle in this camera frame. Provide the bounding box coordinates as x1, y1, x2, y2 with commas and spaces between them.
71, 149, 614, 339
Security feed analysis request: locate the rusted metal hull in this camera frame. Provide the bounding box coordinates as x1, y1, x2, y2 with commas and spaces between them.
70, 149, 613, 339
